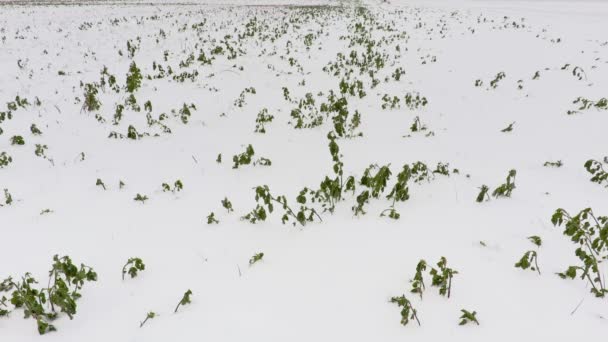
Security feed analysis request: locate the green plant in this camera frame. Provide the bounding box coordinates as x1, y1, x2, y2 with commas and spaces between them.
162, 180, 183, 193
30, 124, 42, 135
134, 194, 148, 203
430, 257, 457, 298
249, 252, 264, 265
221, 197, 233, 212
96, 178, 106, 190
207, 212, 219, 224
459, 309, 479, 325
82, 83, 101, 112
122, 258, 145, 280
476, 185, 489, 202
233, 145, 255, 168
410, 116, 426, 132
140, 311, 155, 328
10, 135, 25, 145
492, 169, 516, 198
254, 108, 274, 133
490, 72, 506, 88
34, 144, 48, 158
515, 236, 542, 275
3, 189, 12, 206
501, 122, 515, 132
410, 260, 427, 299
552, 208, 608, 297
0, 152, 13, 168
584, 159, 608, 188
126, 62, 142, 93
389, 295, 420, 326
1, 255, 97, 334
216, 154, 222, 163
174, 290, 192, 313
544, 160, 563, 168
242, 185, 320, 226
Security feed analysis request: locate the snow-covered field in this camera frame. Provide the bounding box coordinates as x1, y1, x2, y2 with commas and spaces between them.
1, 0, 607, 340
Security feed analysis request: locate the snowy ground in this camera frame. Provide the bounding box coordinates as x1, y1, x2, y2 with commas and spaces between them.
1, 0, 608, 341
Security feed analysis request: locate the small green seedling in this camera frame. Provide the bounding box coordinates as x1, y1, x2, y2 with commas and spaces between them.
459, 309, 479, 325
249, 252, 264, 265
122, 258, 145, 280
174, 290, 192, 313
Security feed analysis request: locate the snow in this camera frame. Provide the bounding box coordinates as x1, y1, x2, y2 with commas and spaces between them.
1, 0, 607, 341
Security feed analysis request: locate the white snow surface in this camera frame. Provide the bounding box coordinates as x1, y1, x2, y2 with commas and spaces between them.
1, 0, 608, 341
